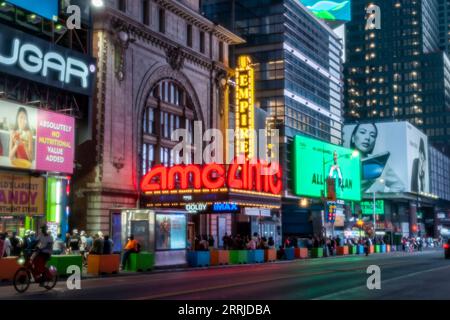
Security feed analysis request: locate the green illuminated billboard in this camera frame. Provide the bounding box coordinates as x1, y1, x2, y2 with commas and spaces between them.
292, 135, 361, 201
361, 200, 384, 215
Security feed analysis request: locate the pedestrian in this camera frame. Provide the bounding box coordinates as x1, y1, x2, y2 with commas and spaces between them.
200, 235, 209, 251
10, 232, 23, 256
364, 237, 371, 256
90, 233, 104, 255
24, 231, 36, 259
0, 233, 5, 258
52, 234, 66, 255
268, 237, 275, 249
103, 235, 113, 255
208, 235, 215, 248
80, 231, 88, 260
3, 233, 11, 257
69, 229, 81, 255
121, 235, 139, 269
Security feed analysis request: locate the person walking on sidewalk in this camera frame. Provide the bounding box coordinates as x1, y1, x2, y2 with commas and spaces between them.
364, 237, 371, 256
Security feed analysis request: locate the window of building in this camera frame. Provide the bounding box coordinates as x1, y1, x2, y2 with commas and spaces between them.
159, 8, 166, 33
218, 41, 224, 63
142, 0, 150, 25
187, 24, 193, 47
141, 80, 197, 177
118, 0, 126, 12
200, 31, 205, 53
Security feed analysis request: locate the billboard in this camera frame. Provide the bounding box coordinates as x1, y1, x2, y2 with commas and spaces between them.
155, 214, 187, 250
292, 135, 361, 201
0, 23, 96, 96
300, 0, 351, 21
0, 100, 75, 174
6, 0, 59, 21
0, 173, 45, 216
343, 122, 429, 194
361, 200, 384, 215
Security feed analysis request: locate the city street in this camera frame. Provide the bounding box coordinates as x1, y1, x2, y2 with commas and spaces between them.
0, 249, 448, 300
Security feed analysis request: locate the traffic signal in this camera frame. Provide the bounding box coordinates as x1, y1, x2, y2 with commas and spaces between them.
326, 202, 337, 223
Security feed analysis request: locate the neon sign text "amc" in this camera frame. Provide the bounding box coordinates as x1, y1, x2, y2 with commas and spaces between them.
141, 159, 282, 195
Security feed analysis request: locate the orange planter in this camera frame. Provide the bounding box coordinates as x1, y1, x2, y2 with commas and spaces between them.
210, 250, 229, 265
369, 245, 375, 254
294, 248, 308, 259
87, 254, 120, 275
0, 257, 21, 281
264, 248, 276, 262
386, 244, 391, 253
336, 246, 349, 255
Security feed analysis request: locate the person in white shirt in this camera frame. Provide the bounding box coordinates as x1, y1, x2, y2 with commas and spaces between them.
32, 226, 54, 285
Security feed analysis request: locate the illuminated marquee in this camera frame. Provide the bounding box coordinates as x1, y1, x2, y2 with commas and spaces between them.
141, 159, 282, 195
235, 56, 255, 160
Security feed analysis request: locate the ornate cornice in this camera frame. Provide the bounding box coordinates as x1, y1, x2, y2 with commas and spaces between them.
94, 8, 236, 72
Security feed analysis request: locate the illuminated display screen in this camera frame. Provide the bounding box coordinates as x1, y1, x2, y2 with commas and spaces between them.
360, 200, 384, 215
6, 0, 59, 21
292, 135, 361, 201
300, 0, 351, 21
155, 214, 187, 250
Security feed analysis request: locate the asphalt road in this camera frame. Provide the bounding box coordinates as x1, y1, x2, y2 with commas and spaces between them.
0, 249, 449, 300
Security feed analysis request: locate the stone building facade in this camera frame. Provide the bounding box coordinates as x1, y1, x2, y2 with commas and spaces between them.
72, 0, 243, 235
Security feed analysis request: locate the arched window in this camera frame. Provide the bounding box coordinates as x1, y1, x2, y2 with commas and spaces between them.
141, 80, 196, 176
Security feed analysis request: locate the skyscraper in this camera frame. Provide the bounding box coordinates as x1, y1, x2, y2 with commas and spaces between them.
345, 0, 450, 155
202, 0, 345, 235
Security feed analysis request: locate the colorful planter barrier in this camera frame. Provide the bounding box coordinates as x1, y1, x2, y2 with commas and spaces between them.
210, 250, 229, 265
229, 250, 248, 264
375, 245, 381, 253
187, 251, 210, 267
125, 252, 154, 271
0, 257, 20, 281
87, 254, 120, 275
369, 245, 375, 254
283, 247, 295, 260
311, 248, 323, 258
386, 244, 391, 252
357, 245, 365, 254
336, 246, 349, 255
48, 255, 83, 276
295, 248, 308, 259
349, 246, 358, 255
248, 250, 264, 263
380, 244, 386, 253
264, 248, 276, 262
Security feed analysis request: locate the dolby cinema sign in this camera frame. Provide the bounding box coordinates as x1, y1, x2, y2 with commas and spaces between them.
0, 23, 96, 96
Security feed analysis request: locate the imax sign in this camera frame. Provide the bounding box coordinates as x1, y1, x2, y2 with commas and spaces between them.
0, 23, 96, 96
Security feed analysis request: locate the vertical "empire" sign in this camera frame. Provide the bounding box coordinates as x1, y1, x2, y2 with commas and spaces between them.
235, 56, 255, 160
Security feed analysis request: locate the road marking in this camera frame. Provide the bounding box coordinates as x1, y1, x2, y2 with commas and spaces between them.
133, 260, 409, 300
312, 264, 450, 300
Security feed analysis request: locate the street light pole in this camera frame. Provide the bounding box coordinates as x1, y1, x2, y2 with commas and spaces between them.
373, 191, 376, 236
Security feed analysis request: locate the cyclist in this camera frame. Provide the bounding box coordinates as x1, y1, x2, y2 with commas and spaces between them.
31, 225, 54, 286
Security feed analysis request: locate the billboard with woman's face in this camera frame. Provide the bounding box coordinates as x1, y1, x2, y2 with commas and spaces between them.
0, 100, 75, 174
343, 121, 429, 194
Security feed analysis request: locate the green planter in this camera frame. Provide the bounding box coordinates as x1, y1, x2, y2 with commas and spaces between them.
311, 248, 323, 258
125, 252, 155, 271
229, 250, 248, 264
47, 255, 83, 276
349, 246, 358, 255
375, 245, 381, 253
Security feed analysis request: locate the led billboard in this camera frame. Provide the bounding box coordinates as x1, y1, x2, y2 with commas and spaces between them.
300, 0, 351, 21
343, 122, 429, 194
6, 0, 59, 21
0, 100, 75, 174
292, 135, 361, 201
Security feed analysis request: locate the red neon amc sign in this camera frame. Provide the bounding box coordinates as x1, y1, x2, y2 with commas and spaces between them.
141, 159, 282, 195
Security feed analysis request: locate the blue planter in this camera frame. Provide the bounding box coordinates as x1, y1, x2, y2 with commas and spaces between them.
248, 250, 264, 263
285, 247, 295, 260
357, 245, 365, 254
187, 251, 210, 267
381, 244, 386, 253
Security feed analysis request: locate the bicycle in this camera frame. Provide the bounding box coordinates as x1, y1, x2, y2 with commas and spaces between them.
13, 251, 58, 293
